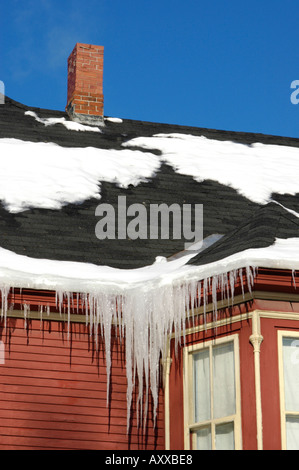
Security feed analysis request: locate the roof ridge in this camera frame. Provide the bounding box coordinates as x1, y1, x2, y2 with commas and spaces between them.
3, 96, 299, 145
270, 200, 299, 227
4, 96, 29, 110
226, 201, 299, 234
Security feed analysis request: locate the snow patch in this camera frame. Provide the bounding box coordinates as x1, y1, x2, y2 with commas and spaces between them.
25, 110, 102, 132
0, 138, 160, 212
123, 133, 299, 204
105, 117, 123, 123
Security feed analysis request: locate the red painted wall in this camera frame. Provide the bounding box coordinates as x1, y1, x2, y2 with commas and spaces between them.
168, 344, 184, 450
0, 317, 164, 450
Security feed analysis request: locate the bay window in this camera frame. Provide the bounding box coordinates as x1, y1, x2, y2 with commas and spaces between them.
278, 331, 299, 450
184, 335, 242, 450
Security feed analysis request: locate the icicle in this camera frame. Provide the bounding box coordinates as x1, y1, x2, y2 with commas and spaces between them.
239, 268, 245, 298
211, 274, 218, 322
221, 272, 229, 305
188, 279, 197, 327
197, 280, 201, 310
226, 272, 230, 306
55, 290, 64, 316
230, 270, 236, 306
246, 266, 254, 293
292, 269, 297, 289
23, 304, 30, 329
203, 278, 208, 326
39, 305, 43, 327
66, 292, 71, 339
0, 286, 10, 328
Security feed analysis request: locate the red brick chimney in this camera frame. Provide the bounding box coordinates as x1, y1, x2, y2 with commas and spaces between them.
66, 43, 104, 124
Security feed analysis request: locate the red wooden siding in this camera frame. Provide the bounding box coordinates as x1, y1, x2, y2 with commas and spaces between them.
0, 318, 165, 450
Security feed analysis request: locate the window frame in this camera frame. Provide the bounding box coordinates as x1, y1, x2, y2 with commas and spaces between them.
183, 334, 242, 450
277, 330, 299, 450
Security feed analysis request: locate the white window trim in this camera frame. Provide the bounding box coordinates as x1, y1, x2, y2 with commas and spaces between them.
183, 334, 242, 450
277, 329, 299, 450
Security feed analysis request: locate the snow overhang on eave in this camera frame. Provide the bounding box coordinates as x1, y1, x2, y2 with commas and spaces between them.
0, 237, 299, 320
0, 238, 299, 429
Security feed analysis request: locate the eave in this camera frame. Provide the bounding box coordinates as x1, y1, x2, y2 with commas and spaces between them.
1, 267, 298, 326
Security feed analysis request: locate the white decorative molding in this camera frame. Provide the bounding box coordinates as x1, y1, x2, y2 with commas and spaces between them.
249, 311, 264, 450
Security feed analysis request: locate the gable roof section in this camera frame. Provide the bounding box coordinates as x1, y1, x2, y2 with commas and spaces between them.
189, 202, 299, 267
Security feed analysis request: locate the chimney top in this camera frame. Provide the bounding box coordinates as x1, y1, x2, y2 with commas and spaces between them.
66, 43, 104, 125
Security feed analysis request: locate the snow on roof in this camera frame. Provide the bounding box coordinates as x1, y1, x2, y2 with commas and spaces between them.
1, 121, 297, 293
0, 138, 160, 212
25, 110, 103, 133
104, 116, 123, 123
1, 129, 299, 213
123, 133, 299, 205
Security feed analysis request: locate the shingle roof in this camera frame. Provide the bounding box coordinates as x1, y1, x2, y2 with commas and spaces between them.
188, 202, 299, 266
1, 96, 299, 270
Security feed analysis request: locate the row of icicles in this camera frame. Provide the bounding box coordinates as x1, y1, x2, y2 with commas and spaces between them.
1, 266, 296, 430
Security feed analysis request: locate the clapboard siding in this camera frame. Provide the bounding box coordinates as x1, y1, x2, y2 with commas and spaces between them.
0, 317, 165, 450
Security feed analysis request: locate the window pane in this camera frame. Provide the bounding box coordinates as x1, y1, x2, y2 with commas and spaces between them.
195, 426, 211, 450
283, 338, 299, 412
193, 349, 210, 422
213, 341, 235, 419
215, 422, 235, 450
286, 416, 299, 450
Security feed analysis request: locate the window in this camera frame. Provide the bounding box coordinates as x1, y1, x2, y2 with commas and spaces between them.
278, 331, 299, 450
184, 335, 242, 450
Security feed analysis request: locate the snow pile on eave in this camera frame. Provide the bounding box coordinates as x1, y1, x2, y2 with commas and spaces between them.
0, 237, 298, 293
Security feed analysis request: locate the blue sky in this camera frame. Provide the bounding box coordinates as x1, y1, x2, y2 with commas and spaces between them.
1, 0, 299, 137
